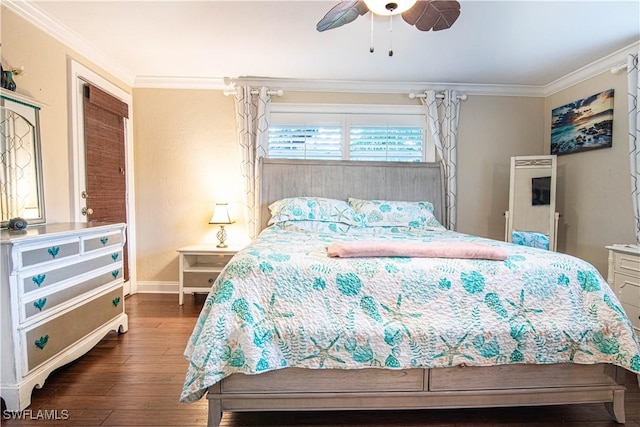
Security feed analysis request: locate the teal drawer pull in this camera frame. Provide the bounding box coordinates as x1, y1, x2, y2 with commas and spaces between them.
112, 296, 121, 307
111, 270, 120, 279
100, 236, 109, 245
111, 252, 119, 262
33, 298, 47, 312
47, 246, 60, 258
35, 335, 49, 350
32, 274, 46, 287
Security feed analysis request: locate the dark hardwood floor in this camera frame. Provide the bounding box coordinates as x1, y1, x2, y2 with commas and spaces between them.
2, 293, 639, 426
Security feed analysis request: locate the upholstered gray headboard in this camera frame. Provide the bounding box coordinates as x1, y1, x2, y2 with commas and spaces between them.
259, 158, 444, 231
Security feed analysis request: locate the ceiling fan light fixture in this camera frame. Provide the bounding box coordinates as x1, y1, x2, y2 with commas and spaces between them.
364, 0, 417, 16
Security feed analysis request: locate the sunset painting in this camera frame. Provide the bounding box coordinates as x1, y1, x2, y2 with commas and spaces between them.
550, 89, 614, 155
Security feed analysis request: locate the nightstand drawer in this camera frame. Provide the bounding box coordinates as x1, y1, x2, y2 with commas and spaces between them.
20, 251, 122, 294
19, 239, 80, 270
82, 231, 123, 253
183, 271, 219, 289
613, 272, 640, 306
614, 252, 640, 276
22, 268, 122, 322
620, 301, 640, 331
23, 287, 124, 373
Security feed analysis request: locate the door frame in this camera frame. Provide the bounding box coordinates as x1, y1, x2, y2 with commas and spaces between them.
68, 59, 137, 295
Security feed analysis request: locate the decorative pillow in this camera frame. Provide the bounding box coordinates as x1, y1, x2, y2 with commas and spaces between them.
348, 198, 444, 230
268, 197, 360, 226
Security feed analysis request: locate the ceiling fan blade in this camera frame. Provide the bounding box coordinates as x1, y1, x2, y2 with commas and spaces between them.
402, 0, 461, 31
316, 0, 369, 32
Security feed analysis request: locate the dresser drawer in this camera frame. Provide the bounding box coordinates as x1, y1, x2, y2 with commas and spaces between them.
19, 239, 80, 270
22, 268, 122, 322
81, 231, 123, 254
20, 251, 122, 294
614, 251, 640, 277
23, 287, 124, 373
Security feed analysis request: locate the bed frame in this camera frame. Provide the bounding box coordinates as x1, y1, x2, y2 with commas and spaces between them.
205, 158, 628, 426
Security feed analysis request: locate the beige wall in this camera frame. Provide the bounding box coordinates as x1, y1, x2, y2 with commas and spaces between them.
457, 96, 544, 240
132, 89, 240, 282
4, 5, 632, 285
1, 7, 131, 224
545, 71, 635, 274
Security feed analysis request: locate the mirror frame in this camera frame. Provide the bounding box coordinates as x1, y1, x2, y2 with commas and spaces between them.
506, 155, 559, 251
1, 88, 46, 228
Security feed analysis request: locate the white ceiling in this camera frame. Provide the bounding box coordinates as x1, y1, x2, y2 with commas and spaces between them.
14, 0, 640, 90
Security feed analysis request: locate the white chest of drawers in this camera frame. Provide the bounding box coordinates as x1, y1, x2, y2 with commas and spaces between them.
0, 222, 129, 411
606, 244, 640, 335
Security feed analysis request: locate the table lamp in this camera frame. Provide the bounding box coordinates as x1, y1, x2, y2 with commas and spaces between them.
209, 203, 235, 248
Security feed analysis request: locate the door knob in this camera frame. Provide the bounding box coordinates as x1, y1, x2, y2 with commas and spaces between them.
81, 207, 94, 216
81, 191, 88, 199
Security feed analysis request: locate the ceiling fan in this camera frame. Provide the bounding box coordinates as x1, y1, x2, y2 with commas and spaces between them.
317, 0, 461, 33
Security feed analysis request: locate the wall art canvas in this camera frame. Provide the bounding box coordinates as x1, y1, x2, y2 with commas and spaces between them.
550, 89, 614, 155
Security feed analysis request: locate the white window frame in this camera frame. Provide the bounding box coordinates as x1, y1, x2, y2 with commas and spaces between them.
268, 103, 435, 162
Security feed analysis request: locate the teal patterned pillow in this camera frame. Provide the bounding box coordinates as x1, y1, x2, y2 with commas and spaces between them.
268, 197, 360, 226
348, 198, 444, 230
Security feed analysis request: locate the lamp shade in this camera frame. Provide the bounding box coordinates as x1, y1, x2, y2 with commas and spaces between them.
209, 203, 235, 225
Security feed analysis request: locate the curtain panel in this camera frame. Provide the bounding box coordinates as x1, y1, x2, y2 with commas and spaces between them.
628, 53, 640, 244
233, 86, 271, 240
421, 90, 461, 231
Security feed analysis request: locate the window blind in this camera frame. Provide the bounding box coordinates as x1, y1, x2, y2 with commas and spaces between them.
268, 125, 341, 160
350, 126, 423, 162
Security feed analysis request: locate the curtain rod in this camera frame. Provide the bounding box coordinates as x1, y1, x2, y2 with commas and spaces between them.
408, 92, 468, 101
223, 89, 284, 97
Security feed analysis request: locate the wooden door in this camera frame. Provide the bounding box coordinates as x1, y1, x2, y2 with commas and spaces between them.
83, 84, 129, 280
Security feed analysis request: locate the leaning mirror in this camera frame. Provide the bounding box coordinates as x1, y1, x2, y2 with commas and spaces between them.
1, 89, 46, 227
505, 155, 559, 251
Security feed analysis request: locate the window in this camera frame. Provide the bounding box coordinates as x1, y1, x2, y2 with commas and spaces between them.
267, 104, 433, 162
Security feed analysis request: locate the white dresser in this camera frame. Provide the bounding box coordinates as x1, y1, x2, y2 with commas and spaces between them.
0, 222, 128, 411
606, 244, 640, 335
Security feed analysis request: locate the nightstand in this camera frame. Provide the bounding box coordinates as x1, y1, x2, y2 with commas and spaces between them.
606, 244, 640, 335
177, 245, 243, 305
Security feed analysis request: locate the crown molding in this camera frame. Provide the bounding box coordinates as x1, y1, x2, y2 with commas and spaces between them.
134, 76, 230, 90
4, 0, 135, 87
543, 41, 639, 96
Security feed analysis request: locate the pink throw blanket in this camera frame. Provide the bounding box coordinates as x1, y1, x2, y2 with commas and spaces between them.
327, 241, 508, 260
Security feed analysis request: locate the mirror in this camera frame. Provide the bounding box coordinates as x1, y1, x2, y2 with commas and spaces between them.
505, 155, 559, 251
1, 90, 45, 227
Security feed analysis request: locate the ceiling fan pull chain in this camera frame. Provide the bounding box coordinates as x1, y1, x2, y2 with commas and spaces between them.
370, 12, 374, 53
388, 15, 394, 57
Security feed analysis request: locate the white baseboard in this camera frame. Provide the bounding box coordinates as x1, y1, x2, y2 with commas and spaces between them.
135, 281, 179, 294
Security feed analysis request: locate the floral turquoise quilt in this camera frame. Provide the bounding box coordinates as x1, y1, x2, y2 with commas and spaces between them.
181, 224, 640, 403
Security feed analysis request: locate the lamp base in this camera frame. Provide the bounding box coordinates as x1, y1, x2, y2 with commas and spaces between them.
216, 225, 228, 248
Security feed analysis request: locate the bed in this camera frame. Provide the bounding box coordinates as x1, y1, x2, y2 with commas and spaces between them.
181, 158, 640, 427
